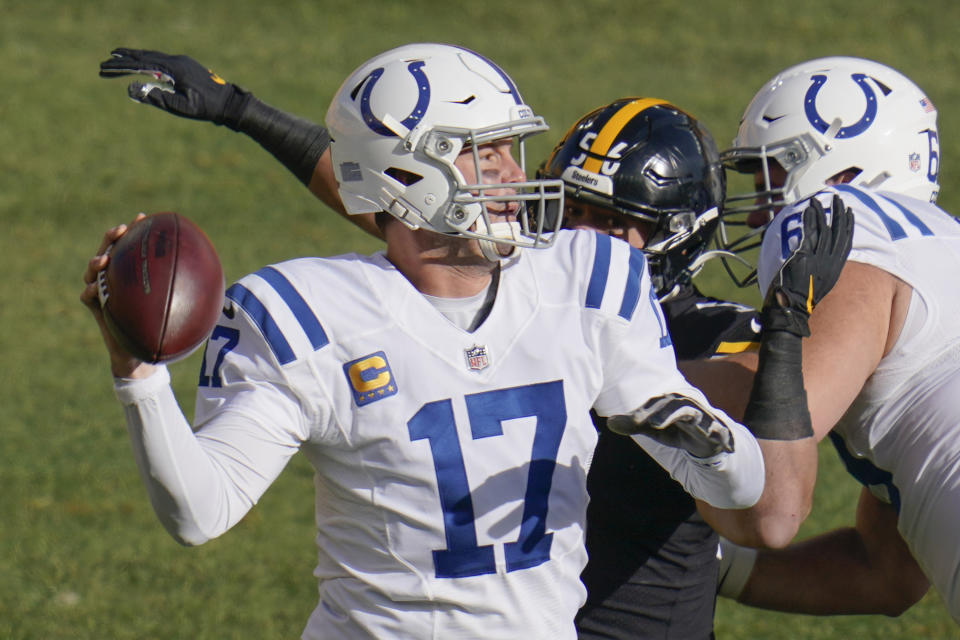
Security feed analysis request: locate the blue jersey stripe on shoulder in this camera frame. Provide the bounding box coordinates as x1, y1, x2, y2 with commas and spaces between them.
878, 194, 934, 236
585, 232, 612, 309
618, 247, 647, 320
834, 184, 907, 240
255, 267, 329, 350
226, 283, 296, 365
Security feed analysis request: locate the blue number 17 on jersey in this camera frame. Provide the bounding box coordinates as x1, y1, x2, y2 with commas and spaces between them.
408, 380, 567, 578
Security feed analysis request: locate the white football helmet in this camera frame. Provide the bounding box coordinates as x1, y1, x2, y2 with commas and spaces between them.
325, 43, 563, 260
718, 56, 940, 284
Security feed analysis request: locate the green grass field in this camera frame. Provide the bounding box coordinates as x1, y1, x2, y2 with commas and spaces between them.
4, 0, 960, 637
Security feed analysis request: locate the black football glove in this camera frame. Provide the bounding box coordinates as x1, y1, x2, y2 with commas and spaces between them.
99, 48, 251, 130
607, 393, 734, 459
762, 194, 854, 336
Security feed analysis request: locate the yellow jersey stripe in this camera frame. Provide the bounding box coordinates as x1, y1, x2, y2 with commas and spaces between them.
714, 340, 760, 355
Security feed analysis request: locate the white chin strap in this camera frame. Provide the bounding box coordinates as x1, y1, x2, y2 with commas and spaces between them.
477, 221, 522, 262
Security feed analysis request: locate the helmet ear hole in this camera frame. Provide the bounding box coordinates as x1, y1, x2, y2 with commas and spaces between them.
827, 168, 862, 185
385, 167, 424, 186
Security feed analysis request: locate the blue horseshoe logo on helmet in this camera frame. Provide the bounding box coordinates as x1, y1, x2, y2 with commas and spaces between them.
805, 73, 878, 139
360, 61, 431, 137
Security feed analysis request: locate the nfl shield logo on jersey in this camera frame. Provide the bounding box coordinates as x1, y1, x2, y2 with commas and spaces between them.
909, 152, 922, 172
464, 344, 490, 371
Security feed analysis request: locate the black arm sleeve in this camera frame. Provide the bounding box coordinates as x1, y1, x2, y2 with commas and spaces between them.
227, 91, 331, 186
742, 328, 813, 440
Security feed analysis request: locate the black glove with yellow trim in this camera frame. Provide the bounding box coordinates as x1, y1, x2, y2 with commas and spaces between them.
761, 194, 854, 337
99, 48, 251, 129
99, 47, 330, 186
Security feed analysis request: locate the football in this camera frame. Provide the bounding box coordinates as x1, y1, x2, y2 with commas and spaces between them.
97, 212, 224, 363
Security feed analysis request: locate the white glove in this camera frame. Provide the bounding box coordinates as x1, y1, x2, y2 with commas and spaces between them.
607, 393, 734, 458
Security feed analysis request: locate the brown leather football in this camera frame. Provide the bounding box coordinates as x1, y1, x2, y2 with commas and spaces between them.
98, 212, 224, 363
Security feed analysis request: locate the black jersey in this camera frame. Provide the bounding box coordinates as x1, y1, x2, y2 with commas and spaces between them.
576, 285, 759, 639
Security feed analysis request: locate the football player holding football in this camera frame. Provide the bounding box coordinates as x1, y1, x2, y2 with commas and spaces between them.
85, 42, 802, 638
94, 48, 853, 637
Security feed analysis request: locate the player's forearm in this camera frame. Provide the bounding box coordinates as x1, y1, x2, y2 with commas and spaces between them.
699, 438, 815, 548
743, 528, 881, 612
697, 327, 818, 547
740, 527, 926, 616
101, 49, 382, 239
229, 94, 330, 187
228, 94, 391, 242
721, 487, 929, 616
735, 328, 817, 546
114, 368, 259, 546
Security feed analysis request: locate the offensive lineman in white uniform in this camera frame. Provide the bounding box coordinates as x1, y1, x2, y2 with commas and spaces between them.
81, 44, 848, 638
704, 57, 960, 621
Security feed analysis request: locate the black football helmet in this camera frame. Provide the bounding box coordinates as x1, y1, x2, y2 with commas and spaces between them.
540, 98, 725, 299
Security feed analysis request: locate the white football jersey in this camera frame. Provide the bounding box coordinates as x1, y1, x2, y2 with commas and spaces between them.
117, 230, 762, 639
758, 185, 960, 620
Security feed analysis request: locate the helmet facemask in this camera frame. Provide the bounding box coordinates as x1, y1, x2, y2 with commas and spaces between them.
716, 140, 816, 288
644, 207, 722, 300
418, 124, 564, 261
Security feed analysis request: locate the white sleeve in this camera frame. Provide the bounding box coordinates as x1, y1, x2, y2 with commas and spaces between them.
114, 362, 306, 546
585, 235, 764, 508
